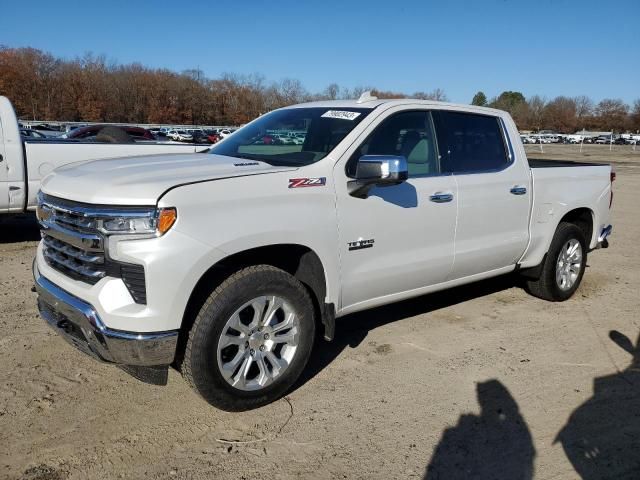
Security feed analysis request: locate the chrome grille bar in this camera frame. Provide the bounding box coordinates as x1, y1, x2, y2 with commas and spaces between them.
40, 219, 103, 252
42, 236, 104, 264
43, 247, 106, 280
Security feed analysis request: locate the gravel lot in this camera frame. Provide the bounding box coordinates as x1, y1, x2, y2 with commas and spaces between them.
1, 145, 639, 479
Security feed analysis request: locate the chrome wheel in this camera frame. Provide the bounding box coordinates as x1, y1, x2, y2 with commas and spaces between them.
216, 295, 300, 391
555, 239, 583, 291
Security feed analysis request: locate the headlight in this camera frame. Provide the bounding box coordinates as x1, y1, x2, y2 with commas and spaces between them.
99, 208, 177, 236
102, 216, 156, 233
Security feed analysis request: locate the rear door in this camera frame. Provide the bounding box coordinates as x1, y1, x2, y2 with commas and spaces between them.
0, 116, 8, 212
432, 110, 531, 279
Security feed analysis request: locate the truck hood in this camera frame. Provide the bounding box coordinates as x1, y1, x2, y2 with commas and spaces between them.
40, 153, 297, 205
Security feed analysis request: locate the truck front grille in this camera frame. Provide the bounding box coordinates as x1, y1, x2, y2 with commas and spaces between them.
39, 197, 107, 285
42, 234, 106, 284
38, 194, 147, 303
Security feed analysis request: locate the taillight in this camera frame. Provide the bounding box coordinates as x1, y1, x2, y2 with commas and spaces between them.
610, 170, 616, 208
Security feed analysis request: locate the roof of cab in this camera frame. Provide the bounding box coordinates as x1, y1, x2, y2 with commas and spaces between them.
282, 97, 508, 117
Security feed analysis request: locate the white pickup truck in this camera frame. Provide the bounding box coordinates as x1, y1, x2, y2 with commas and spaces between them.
0, 96, 208, 214
33, 95, 614, 410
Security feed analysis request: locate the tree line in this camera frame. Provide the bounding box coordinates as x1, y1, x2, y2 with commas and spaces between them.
472, 90, 640, 133
0, 47, 447, 126
1, 46, 638, 132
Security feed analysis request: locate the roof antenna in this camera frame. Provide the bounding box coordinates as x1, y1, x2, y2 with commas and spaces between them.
356, 91, 378, 104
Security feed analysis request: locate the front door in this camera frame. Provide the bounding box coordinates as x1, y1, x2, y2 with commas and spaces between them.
335, 108, 458, 312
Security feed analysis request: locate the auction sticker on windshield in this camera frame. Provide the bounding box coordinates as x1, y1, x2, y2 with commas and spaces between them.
321, 110, 361, 120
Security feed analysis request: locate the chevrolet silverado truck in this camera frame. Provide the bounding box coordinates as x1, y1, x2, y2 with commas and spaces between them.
0, 96, 208, 215
33, 94, 614, 410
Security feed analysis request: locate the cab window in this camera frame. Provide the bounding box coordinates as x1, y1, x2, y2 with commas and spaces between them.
432, 111, 509, 173
347, 111, 438, 178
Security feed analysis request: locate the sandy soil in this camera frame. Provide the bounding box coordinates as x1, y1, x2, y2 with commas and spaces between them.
1, 145, 639, 479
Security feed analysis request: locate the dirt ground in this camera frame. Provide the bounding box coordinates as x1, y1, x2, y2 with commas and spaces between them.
1, 144, 639, 480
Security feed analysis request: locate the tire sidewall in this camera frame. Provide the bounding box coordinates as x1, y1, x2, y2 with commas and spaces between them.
547, 224, 588, 301
188, 268, 315, 410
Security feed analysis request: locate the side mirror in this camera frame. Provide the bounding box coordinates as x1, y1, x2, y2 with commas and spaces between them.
348, 155, 408, 198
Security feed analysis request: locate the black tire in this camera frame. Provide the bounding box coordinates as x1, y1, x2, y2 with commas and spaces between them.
524, 222, 588, 301
95, 126, 134, 144
182, 265, 315, 411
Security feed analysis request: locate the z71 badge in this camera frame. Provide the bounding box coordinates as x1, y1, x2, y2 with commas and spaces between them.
288, 177, 326, 188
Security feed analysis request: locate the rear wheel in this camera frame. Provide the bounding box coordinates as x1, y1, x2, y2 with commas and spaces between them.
182, 265, 315, 411
524, 222, 588, 301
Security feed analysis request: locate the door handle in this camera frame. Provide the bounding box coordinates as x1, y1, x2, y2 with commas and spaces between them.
510, 186, 527, 195
0, 154, 3, 162
429, 192, 454, 203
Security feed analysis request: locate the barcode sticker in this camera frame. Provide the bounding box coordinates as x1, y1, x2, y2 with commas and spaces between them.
321, 110, 361, 120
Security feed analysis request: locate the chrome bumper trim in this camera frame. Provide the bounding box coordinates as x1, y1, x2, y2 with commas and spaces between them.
34, 263, 178, 366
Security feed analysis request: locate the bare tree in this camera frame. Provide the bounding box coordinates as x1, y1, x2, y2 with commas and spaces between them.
595, 99, 629, 131
323, 83, 340, 100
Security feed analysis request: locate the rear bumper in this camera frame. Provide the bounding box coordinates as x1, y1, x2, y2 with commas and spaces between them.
34, 263, 178, 366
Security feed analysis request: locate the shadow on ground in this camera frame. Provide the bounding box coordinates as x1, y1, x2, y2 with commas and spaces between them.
423, 379, 536, 479
0, 214, 40, 243
294, 274, 518, 392
555, 329, 640, 479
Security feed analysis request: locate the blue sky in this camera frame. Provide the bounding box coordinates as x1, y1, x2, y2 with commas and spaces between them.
2, 0, 638, 104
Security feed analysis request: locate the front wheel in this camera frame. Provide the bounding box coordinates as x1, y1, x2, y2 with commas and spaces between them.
524, 222, 588, 301
182, 265, 315, 411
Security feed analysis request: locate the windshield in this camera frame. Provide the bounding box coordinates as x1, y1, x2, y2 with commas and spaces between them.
209, 107, 371, 166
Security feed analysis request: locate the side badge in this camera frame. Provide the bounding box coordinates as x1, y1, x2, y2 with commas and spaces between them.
288, 177, 326, 188
348, 239, 375, 251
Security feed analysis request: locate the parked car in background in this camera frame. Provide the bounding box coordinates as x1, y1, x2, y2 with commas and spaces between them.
62, 125, 156, 141
20, 128, 48, 139
595, 137, 611, 144
0, 96, 209, 214
175, 130, 194, 142
207, 131, 221, 144
191, 130, 212, 144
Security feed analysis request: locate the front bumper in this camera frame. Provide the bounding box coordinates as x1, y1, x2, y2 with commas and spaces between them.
34, 263, 178, 366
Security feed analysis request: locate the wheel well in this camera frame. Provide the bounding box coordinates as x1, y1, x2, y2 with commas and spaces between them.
174, 245, 328, 369
520, 208, 595, 281
559, 208, 594, 245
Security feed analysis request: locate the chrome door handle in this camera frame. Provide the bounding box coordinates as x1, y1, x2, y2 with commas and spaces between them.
510, 186, 527, 195
429, 192, 454, 203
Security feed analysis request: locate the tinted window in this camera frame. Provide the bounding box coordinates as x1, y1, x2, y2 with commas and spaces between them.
433, 111, 508, 173
347, 111, 438, 177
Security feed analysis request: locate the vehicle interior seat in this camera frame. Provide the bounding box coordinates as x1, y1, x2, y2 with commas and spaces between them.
401, 130, 433, 176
